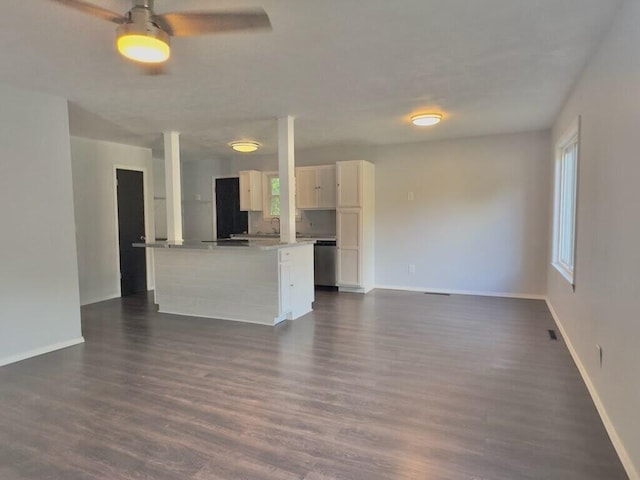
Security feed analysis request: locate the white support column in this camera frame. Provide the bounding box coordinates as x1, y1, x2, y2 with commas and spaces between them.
278, 116, 296, 244
164, 131, 183, 243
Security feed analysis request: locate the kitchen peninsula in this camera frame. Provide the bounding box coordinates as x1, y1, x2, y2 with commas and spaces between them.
147, 119, 313, 326
137, 239, 314, 326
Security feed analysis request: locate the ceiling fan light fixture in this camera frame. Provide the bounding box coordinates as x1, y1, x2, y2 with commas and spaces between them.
116, 23, 170, 64
230, 141, 260, 153
411, 113, 443, 127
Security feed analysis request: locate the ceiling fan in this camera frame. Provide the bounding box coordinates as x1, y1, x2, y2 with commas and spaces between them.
50, 0, 271, 64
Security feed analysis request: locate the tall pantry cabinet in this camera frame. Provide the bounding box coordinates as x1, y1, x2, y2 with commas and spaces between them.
336, 160, 375, 293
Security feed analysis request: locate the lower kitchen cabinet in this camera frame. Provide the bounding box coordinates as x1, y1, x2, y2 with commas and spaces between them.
337, 248, 360, 286
279, 250, 293, 316
336, 208, 361, 287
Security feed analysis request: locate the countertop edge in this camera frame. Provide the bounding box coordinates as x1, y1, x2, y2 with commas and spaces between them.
133, 240, 316, 251
231, 234, 336, 242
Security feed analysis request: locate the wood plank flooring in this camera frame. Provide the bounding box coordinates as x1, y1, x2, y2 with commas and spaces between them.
0, 290, 628, 479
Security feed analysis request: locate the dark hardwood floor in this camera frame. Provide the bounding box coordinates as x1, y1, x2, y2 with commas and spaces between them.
0, 290, 628, 479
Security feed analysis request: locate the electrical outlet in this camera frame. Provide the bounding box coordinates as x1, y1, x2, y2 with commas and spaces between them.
408, 191, 415, 201
596, 344, 603, 367
409, 264, 416, 274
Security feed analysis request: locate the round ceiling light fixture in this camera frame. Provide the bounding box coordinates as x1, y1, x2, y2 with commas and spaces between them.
230, 141, 260, 153
411, 113, 443, 127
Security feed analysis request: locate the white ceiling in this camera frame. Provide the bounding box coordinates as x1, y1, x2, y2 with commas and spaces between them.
0, 0, 623, 160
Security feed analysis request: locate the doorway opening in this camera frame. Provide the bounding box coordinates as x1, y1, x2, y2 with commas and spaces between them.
116, 168, 147, 296
214, 177, 248, 239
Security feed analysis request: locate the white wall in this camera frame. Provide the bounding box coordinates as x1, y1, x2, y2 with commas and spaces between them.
0, 83, 83, 366
153, 158, 231, 241
70, 137, 154, 305
547, 0, 640, 477
181, 159, 227, 241
374, 133, 550, 296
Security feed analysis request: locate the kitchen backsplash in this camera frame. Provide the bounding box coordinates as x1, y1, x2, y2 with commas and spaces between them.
249, 209, 336, 236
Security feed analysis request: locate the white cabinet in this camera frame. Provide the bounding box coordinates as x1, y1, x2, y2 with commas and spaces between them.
337, 208, 361, 286
317, 165, 337, 208
337, 161, 362, 208
239, 170, 263, 211
278, 245, 314, 321
295, 167, 317, 209
279, 260, 292, 317
295, 165, 336, 210
336, 160, 375, 293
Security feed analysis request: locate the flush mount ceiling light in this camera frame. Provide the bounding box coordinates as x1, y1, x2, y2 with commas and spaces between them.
411, 113, 443, 127
230, 141, 260, 153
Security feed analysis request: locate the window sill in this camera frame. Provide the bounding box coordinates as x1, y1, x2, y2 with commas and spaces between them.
552, 261, 574, 288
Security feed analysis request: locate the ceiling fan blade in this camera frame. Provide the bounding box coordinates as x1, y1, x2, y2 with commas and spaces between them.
153, 9, 271, 37
49, 0, 126, 24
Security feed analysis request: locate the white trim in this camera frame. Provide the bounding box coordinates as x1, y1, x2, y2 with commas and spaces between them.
80, 293, 121, 307
557, 116, 580, 148
0, 337, 85, 368
158, 308, 284, 327
551, 116, 580, 289
339, 286, 366, 294
552, 261, 574, 286
546, 299, 639, 480
113, 165, 154, 294
374, 284, 546, 300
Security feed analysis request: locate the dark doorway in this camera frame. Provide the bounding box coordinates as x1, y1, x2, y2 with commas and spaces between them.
216, 177, 248, 239
116, 169, 147, 296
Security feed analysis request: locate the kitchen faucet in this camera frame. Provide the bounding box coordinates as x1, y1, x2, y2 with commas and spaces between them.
271, 217, 280, 234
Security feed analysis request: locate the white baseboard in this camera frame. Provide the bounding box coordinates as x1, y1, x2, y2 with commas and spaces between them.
374, 284, 546, 300
80, 293, 120, 306
338, 286, 366, 294
546, 299, 639, 480
158, 308, 277, 327
0, 337, 85, 368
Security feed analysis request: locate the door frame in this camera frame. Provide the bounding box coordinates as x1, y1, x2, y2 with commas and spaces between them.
212, 175, 241, 240
112, 165, 155, 295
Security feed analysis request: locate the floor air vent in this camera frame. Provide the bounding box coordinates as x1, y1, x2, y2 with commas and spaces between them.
548, 329, 558, 340
424, 292, 451, 296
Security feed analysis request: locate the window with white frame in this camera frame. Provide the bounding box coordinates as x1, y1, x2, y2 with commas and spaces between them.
552, 118, 580, 285
263, 172, 280, 218
262, 172, 300, 220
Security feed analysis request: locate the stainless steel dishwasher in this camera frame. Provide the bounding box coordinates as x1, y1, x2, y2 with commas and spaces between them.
314, 240, 337, 287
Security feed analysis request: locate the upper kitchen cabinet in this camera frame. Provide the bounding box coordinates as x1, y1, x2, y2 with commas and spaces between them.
295, 165, 336, 210
239, 170, 263, 211
337, 161, 364, 207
